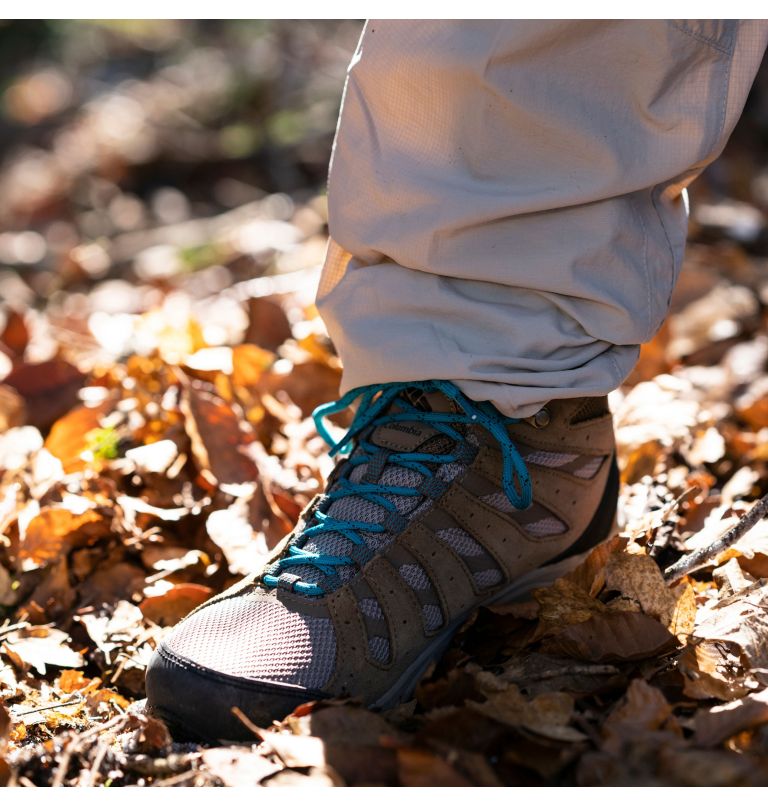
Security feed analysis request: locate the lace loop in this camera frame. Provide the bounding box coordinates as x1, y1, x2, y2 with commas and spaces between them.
262, 380, 531, 596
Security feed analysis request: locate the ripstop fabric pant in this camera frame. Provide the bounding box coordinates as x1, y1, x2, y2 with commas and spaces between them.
315, 20, 768, 418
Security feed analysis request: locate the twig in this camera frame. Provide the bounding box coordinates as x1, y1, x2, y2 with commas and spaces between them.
86, 738, 110, 787
664, 492, 768, 583
52, 714, 129, 787
14, 694, 84, 717
0, 622, 30, 640
154, 769, 201, 787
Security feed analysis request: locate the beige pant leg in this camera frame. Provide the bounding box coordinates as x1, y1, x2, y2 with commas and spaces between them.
317, 20, 768, 417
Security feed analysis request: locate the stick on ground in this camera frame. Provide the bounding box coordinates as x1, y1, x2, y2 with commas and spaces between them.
664, 492, 768, 583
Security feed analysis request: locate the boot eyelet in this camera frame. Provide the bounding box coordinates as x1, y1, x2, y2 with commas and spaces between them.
532, 407, 551, 428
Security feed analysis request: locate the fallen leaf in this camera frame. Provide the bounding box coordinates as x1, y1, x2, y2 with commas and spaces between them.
19, 505, 113, 571
0, 385, 25, 431
4, 358, 85, 432
44, 398, 114, 472
202, 747, 281, 786
469, 686, 585, 742
547, 610, 676, 663
668, 583, 697, 642
533, 578, 607, 638
140, 583, 213, 626
181, 384, 259, 486
694, 688, 768, 746
2, 626, 84, 674
604, 551, 677, 624
396, 747, 472, 786
0, 309, 29, 359
244, 297, 293, 352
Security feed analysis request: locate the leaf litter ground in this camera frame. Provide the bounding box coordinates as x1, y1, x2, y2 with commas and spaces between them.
5, 213, 768, 785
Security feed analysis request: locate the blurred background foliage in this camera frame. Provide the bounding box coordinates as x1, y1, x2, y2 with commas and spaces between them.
1, 20, 768, 334
0, 20, 361, 309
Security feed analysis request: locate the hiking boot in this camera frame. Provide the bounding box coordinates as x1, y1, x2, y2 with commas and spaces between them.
145, 380, 618, 740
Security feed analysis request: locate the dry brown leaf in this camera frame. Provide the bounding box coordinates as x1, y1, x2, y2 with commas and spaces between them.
396, 747, 472, 787
469, 686, 585, 742
44, 397, 114, 472
533, 578, 607, 638
202, 747, 282, 786
264, 360, 341, 419
694, 688, 768, 746
19, 504, 113, 571
2, 626, 84, 674
693, 580, 768, 674
604, 550, 676, 624
547, 610, 676, 663
4, 358, 85, 432
139, 583, 213, 626
602, 679, 680, 753
562, 535, 624, 596
0, 309, 29, 358
668, 583, 698, 642
244, 297, 293, 352
181, 384, 259, 486
0, 384, 25, 431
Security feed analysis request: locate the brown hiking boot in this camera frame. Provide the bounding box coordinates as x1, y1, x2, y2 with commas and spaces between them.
146, 380, 617, 740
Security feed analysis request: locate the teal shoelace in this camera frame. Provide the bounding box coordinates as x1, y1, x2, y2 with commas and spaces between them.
262, 380, 532, 596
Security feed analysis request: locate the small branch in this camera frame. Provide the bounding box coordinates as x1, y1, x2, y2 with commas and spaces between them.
664, 492, 768, 583
0, 622, 30, 640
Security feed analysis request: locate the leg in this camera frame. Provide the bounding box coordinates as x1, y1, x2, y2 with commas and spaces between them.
319, 20, 768, 417
146, 21, 768, 740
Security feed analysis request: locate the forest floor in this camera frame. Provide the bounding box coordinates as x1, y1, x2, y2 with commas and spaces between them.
3, 21, 768, 786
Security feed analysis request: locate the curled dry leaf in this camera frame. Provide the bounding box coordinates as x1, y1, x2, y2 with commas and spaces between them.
603, 551, 677, 624
679, 579, 768, 701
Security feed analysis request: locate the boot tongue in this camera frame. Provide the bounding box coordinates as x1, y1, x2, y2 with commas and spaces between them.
368, 387, 459, 453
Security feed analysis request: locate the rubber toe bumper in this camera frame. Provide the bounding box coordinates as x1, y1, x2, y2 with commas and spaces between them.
145, 643, 326, 741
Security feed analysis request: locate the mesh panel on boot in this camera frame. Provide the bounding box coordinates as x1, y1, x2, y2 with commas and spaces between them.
521, 450, 578, 468
422, 604, 443, 631
481, 490, 567, 537
368, 636, 390, 663
436, 526, 504, 589
474, 568, 503, 588
164, 592, 336, 689
397, 557, 444, 632
359, 597, 384, 620
573, 456, 604, 479
436, 527, 485, 557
